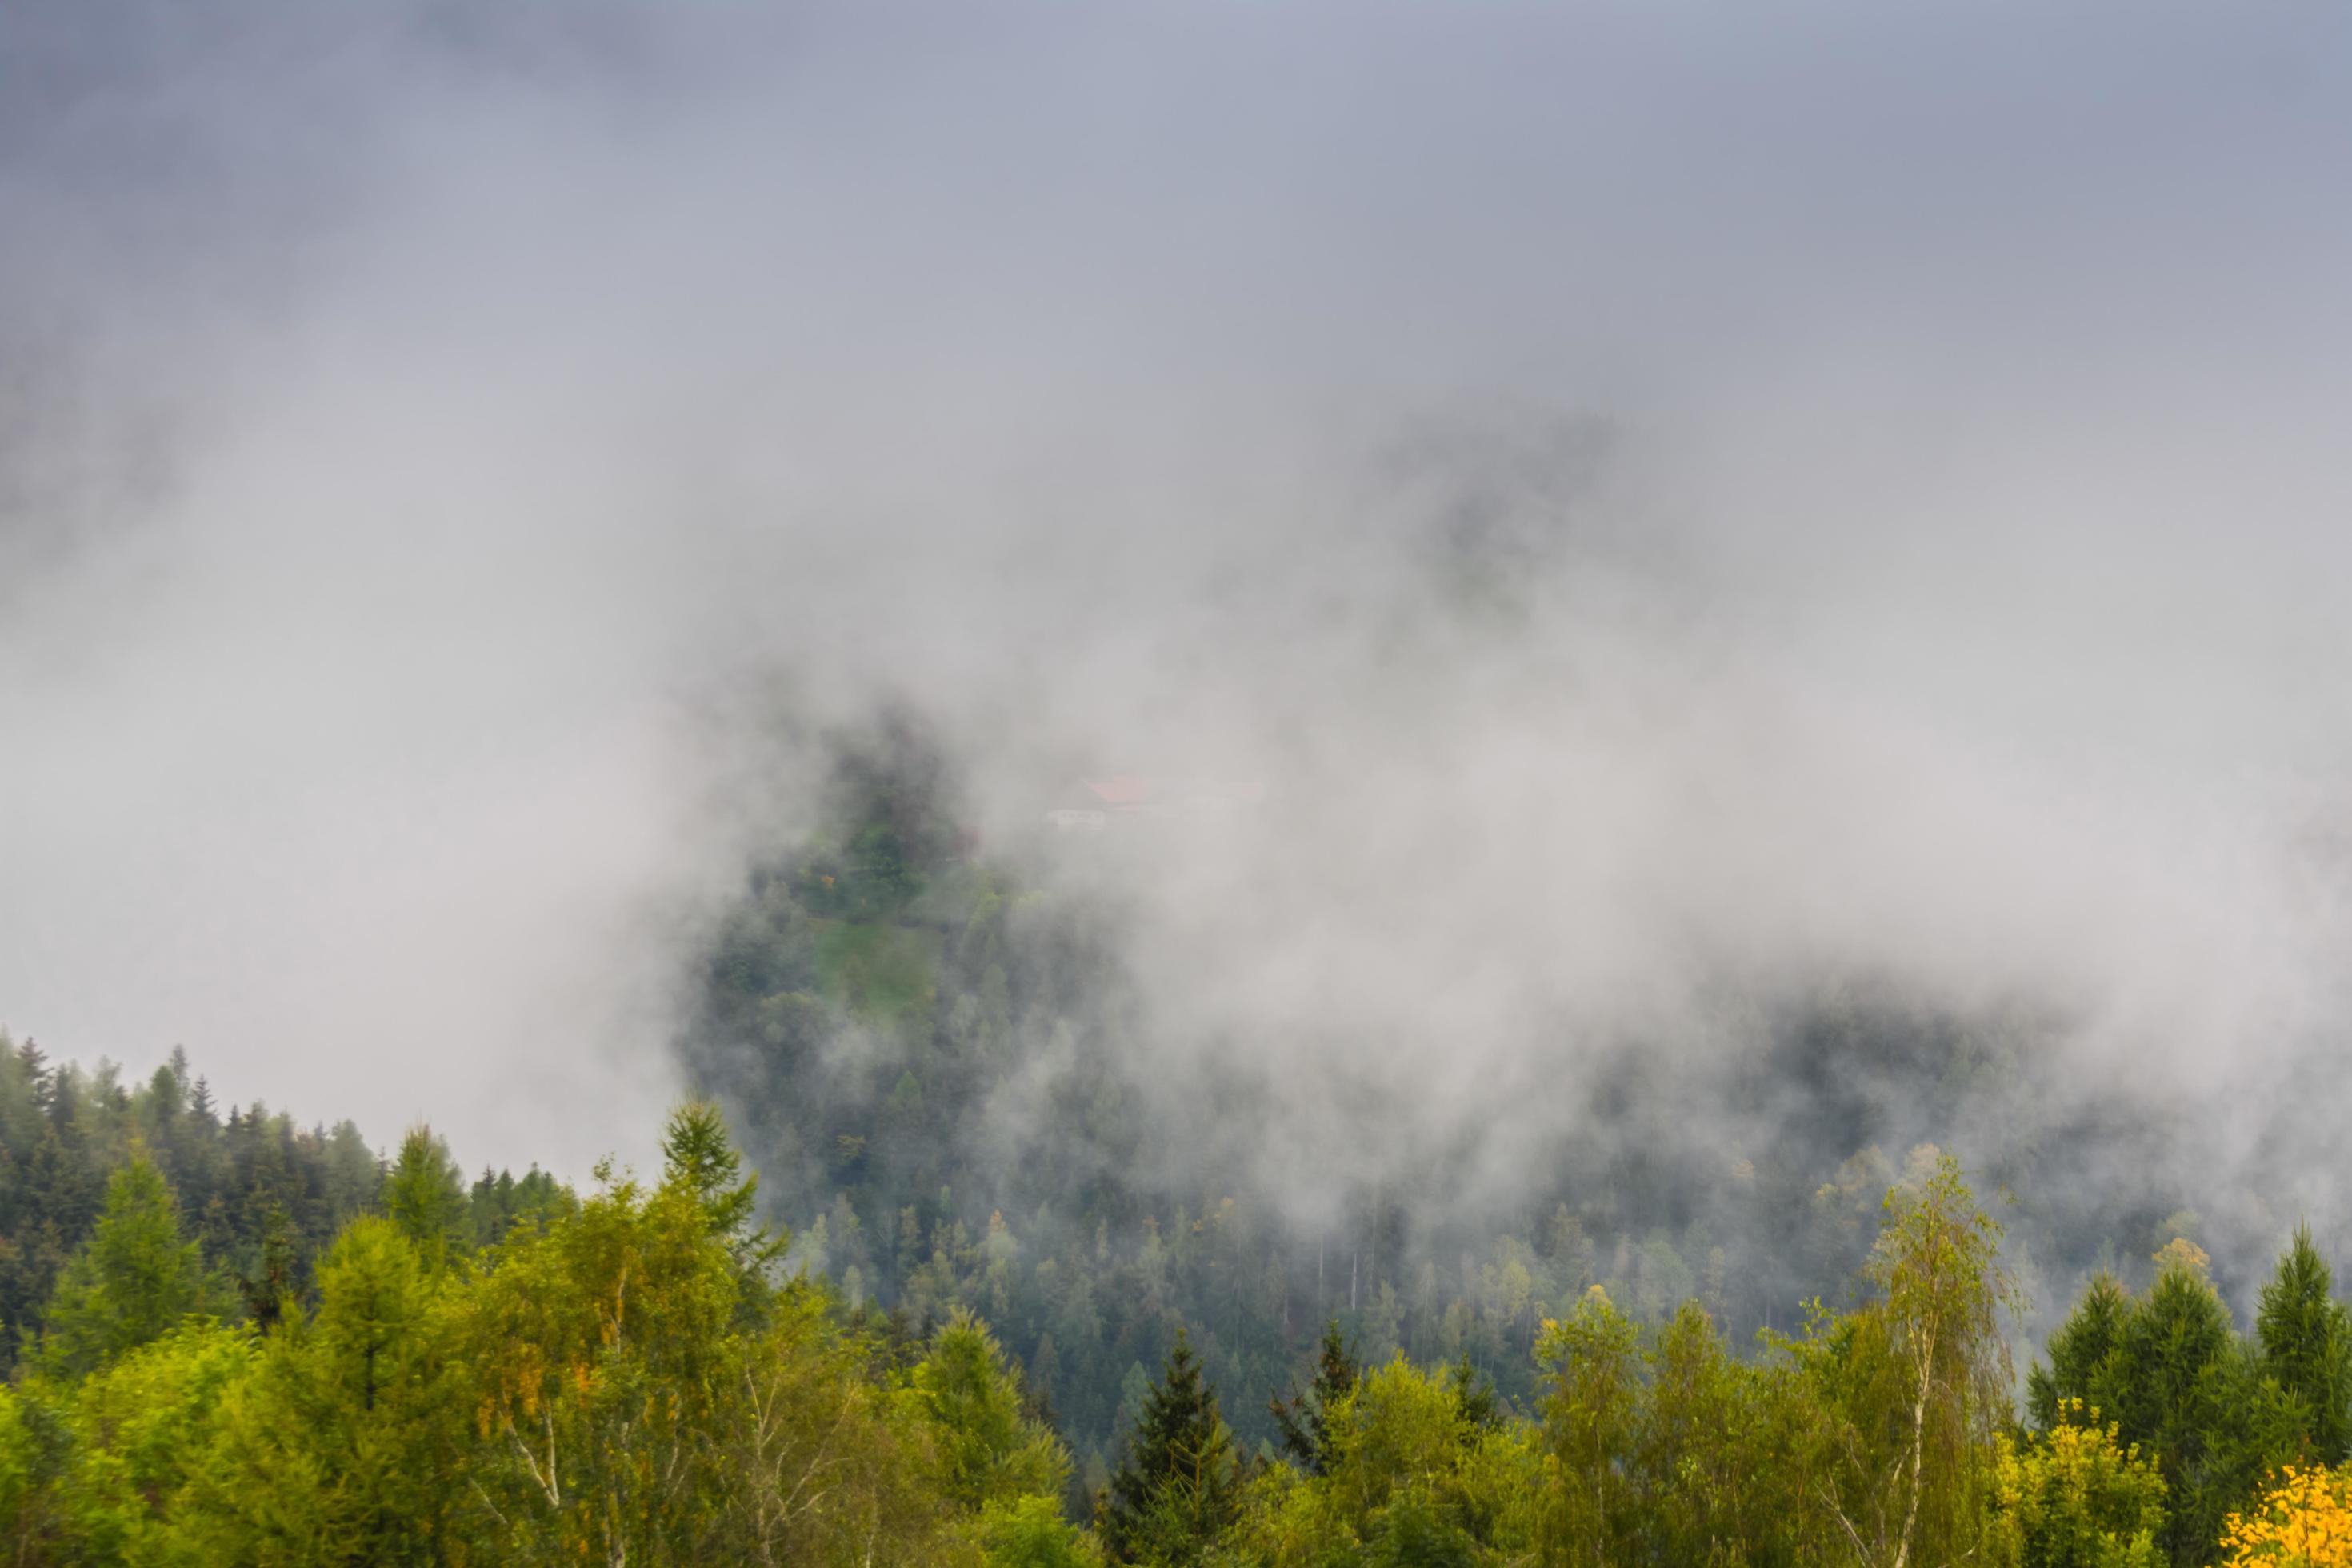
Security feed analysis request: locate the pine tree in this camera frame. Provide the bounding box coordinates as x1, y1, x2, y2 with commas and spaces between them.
913, 1310, 1068, 1510
1450, 1351, 1498, 1428
198, 1216, 459, 1562
2029, 1271, 2134, 1430
40, 1151, 206, 1378
382, 1126, 469, 1275
145, 1058, 185, 1135
2106, 1248, 2242, 1566
1099, 1329, 1237, 1566
660, 1101, 783, 1276
14, 1039, 49, 1116
1269, 1320, 1358, 1474
2256, 1222, 2352, 1464
659, 1101, 755, 1234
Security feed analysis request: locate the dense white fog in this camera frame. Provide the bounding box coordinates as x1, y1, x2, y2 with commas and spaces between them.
4, 0, 2350, 1192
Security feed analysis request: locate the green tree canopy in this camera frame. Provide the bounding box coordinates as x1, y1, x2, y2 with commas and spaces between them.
1268, 1320, 1359, 1478
2255, 1222, 2352, 1466
662, 1100, 785, 1279
40, 1150, 206, 1380
914, 1309, 1067, 1512
383, 1124, 470, 1274
1100, 1329, 1238, 1566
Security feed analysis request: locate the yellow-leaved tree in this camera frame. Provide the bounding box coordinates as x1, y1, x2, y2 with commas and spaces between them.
2217, 1465, 2352, 1567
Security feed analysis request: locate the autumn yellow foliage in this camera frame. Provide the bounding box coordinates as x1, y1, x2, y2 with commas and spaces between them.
1986, 1399, 2162, 1568
2218, 1465, 2352, 1566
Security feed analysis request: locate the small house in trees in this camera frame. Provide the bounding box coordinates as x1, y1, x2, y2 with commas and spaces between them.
1044, 774, 1265, 831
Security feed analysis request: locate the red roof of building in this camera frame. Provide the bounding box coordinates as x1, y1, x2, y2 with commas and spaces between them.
1080, 775, 1157, 805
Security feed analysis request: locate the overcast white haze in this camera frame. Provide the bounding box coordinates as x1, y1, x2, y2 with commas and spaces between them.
5, 0, 2352, 1194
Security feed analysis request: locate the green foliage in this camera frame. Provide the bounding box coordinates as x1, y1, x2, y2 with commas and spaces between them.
2111, 1250, 2262, 1566
0, 1386, 32, 1558
0, 1063, 1082, 1565
1101, 1330, 1238, 1565
722, 1288, 979, 1566
2030, 1271, 2133, 1431
1268, 1321, 1358, 1477
982, 1493, 1107, 1567
1534, 1285, 1642, 1562
191, 1214, 459, 1562
1634, 1299, 1813, 1566
0, 1036, 567, 1376
2026, 1242, 2327, 1568
471, 1164, 576, 1249
21, 1031, 2352, 1568
383, 1124, 470, 1275
55, 1322, 254, 1563
1989, 1401, 2166, 1568
452, 1170, 746, 1560
915, 1310, 1069, 1511
39, 1151, 208, 1380
1872, 1150, 2015, 1554
661, 1099, 786, 1278
2256, 1222, 2352, 1465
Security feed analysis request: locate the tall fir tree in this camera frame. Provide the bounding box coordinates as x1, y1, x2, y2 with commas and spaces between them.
2030, 1271, 2134, 1430
1268, 1319, 1358, 1475
1100, 1329, 1237, 1566
382, 1126, 469, 1275
40, 1151, 206, 1379
660, 1100, 783, 1276
194, 1216, 455, 1562
2106, 1249, 2248, 1567
2255, 1222, 2352, 1465
913, 1310, 1069, 1512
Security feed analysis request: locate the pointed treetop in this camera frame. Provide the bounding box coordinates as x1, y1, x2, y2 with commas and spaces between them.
1270, 1319, 1359, 1475
2258, 1222, 2352, 1465
1101, 1326, 1239, 1562
660, 1100, 784, 1274
41, 1150, 206, 1378
384, 1123, 470, 1274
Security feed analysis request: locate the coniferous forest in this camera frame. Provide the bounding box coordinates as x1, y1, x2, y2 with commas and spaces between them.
8, 733, 2352, 1565
5, 1026, 2352, 1566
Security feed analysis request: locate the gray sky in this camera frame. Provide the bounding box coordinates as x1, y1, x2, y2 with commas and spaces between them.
4, 0, 2351, 1180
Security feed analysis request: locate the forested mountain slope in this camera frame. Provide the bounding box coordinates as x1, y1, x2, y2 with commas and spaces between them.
671, 722, 2262, 1491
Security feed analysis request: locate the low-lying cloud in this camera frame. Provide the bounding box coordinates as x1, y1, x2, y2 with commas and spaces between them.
3, 0, 2350, 1234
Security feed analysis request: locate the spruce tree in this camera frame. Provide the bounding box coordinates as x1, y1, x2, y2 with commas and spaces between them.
914, 1310, 1068, 1510
1269, 1319, 1358, 1474
1450, 1351, 1498, 1428
660, 1100, 783, 1276
2256, 1222, 2352, 1464
1101, 1329, 1237, 1565
40, 1151, 206, 1378
2029, 1271, 2134, 1430
2106, 1250, 2243, 1566
660, 1100, 757, 1235
382, 1126, 470, 1274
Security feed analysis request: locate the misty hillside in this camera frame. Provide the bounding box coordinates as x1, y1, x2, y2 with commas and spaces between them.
670, 717, 2262, 1480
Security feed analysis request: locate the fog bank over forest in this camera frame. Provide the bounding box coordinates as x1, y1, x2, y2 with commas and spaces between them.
3, 0, 2351, 1252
